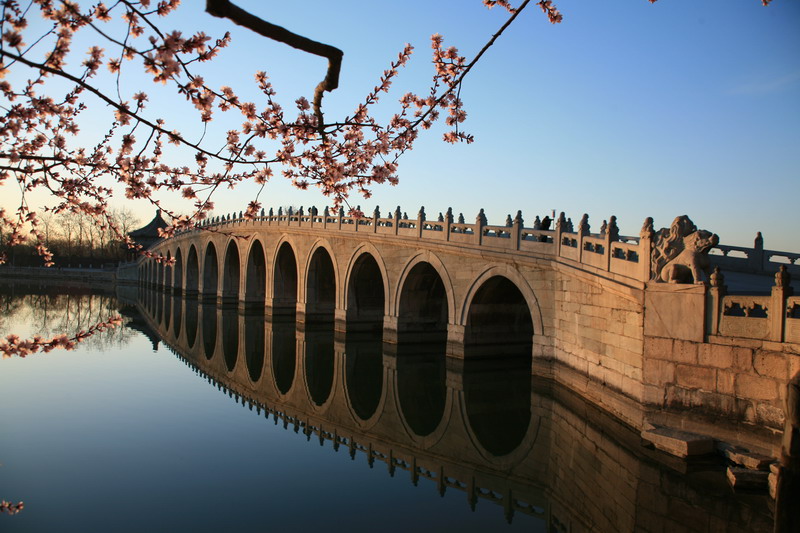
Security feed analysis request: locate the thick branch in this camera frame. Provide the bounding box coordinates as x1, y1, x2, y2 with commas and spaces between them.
205, 0, 343, 133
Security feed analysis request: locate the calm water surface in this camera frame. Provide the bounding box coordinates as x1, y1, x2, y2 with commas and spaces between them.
0, 286, 773, 532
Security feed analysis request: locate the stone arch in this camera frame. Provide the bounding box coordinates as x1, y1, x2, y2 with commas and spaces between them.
173, 247, 184, 294
186, 244, 199, 297
164, 251, 173, 291
244, 238, 267, 308
303, 240, 338, 321
222, 239, 241, 304
202, 241, 219, 301
344, 244, 389, 331
272, 238, 299, 314
459, 264, 544, 336
156, 257, 164, 289
395, 251, 455, 338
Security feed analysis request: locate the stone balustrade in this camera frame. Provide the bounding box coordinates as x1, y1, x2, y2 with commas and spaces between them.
183, 206, 652, 283
710, 232, 800, 277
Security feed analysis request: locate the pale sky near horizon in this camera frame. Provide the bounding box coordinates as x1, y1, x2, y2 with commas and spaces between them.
3, 0, 799, 250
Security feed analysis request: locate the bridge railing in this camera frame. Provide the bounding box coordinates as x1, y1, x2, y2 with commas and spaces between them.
708, 267, 798, 343
184, 208, 651, 282
180, 207, 796, 288
707, 232, 800, 278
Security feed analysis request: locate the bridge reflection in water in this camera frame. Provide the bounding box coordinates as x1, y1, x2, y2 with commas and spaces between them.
134, 288, 773, 532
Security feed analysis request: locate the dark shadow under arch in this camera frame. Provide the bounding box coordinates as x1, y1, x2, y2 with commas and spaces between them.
306, 247, 335, 323
222, 241, 240, 305
465, 276, 533, 359
347, 253, 384, 333
202, 243, 219, 302
173, 248, 184, 294
273, 242, 297, 315
245, 240, 267, 309
186, 245, 199, 297
398, 262, 448, 343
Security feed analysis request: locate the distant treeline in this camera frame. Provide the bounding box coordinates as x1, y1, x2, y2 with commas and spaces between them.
0, 208, 140, 267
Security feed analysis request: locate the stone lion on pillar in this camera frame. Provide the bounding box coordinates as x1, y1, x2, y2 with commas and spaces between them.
651, 215, 719, 284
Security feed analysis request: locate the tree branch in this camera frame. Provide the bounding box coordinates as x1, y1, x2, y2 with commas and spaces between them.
205, 0, 343, 135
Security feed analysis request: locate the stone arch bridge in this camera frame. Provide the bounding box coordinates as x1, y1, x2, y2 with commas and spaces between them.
124, 207, 800, 455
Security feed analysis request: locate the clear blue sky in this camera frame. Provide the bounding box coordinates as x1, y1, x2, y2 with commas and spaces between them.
6, 0, 800, 250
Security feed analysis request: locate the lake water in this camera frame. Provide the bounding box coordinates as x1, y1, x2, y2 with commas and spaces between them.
0, 286, 775, 532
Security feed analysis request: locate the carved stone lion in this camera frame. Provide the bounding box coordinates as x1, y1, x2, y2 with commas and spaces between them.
651, 215, 719, 284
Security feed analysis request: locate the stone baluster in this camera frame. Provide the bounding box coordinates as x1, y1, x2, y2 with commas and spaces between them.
708, 267, 726, 336
771, 265, 793, 342
555, 212, 566, 257
394, 206, 401, 235
337, 206, 344, 230
417, 206, 426, 238
476, 208, 487, 246
513, 210, 523, 250
604, 215, 618, 271
323, 206, 329, 229
608, 215, 619, 242
373, 206, 380, 233
639, 217, 655, 282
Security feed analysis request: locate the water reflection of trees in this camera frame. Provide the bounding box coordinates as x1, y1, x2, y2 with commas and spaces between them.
0, 288, 135, 351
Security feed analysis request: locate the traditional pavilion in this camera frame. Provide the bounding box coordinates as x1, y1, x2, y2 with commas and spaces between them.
127, 210, 168, 256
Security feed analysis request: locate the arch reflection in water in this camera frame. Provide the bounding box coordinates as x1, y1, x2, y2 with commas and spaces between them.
222, 307, 239, 372
172, 294, 182, 340
164, 289, 172, 331
396, 338, 447, 437
155, 287, 163, 324
463, 357, 532, 457
129, 292, 775, 532
271, 316, 296, 395
201, 302, 217, 360
304, 323, 335, 406
344, 331, 384, 421
185, 298, 198, 349
244, 311, 265, 382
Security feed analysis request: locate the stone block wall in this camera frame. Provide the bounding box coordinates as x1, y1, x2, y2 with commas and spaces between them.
643, 334, 800, 453
545, 266, 647, 426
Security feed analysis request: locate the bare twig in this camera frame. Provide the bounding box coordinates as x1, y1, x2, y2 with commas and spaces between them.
205, 0, 343, 135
